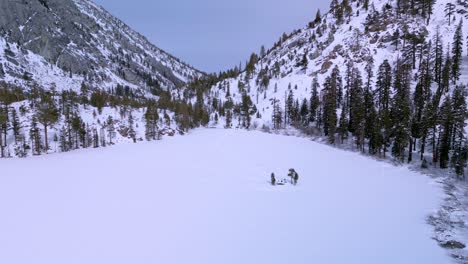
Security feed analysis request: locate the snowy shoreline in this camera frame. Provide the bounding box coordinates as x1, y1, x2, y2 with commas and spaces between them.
260, 127, 468, 263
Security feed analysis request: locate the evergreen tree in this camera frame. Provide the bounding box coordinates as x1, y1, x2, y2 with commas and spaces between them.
106, 116, 115, 145
315, 9, 322, 23
93, 128, 100, 148
145, 102, 160, 140
260, 45, 266, 59
225, 110, 233, 128
364, 86, 379, 154
297, 52, 308, 70
349, 68, 365, 150
452, 20, 464, 83
36, 92, 59, 152
391, 62, 412, 162
323, 75, 338, 144
364, 57, 374, 91
309, 78, 320, 123
240, 93, 255, 128
271, 98, 283, 130
439, 96, 453, 169
442, 50, 452, 93
30, 116, 42, 156
337, 97, 349, 144
451, 85, 467, 177
412, 59, 432, 161
286, 89, 295, 125
432, 27, 444, 86
299, 98, 309, 126
445, 3, 455, 26
128, 113, 136, 143
0, 104, 7, 158
11, 108, 20, 143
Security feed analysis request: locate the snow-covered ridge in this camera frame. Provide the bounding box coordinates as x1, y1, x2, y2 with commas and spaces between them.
73, 0, 203, 83
210, 0, 468, 128
0, 0, 203, 93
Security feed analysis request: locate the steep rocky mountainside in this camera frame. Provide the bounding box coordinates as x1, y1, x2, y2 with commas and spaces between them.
0, 0, 208, 161
210, 0, 468, 128
0, 0, 202, 92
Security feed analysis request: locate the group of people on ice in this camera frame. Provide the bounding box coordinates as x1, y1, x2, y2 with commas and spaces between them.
270, 169, 299, 186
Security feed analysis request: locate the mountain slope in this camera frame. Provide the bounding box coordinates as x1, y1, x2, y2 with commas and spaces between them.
210, 0, 468, 128
0, 0, 203, 92
0, 0, 208, 160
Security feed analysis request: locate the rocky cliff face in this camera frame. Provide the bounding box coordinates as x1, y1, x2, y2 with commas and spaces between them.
0, 0, 202, 91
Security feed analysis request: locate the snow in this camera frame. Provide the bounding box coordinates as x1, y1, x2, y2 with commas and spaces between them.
0, 129, 452, 264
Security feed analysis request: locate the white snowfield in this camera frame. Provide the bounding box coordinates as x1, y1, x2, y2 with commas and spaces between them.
0, 129, 452, 264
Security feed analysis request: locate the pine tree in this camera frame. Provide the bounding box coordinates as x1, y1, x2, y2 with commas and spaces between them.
439, 96, 453, 169
451, 85, 467, 177
93, 128, 99, 148
442, 50, 452, 94
0, 104, 7, 158
106, 116, 115, 145
30, 116, 42, 156
452, 20, 464, 83
412, 59, 432, 161
225, 110, 233, 128
364, 86, 379, 154
349, 68, 365, 150
445, 3, 455, 26
240, 93, 255, 129
432, 27, 444, 86
364, 57, 374, 91
145, 102, 159, 140
337, 97, 349, 144
315, 9, 322, 23
271, 98, 283, 129
309, 78, 320, 123
300, 98, 309, 126
333, 67, 343, 108
128, 113, 136, 143
286, 89, 294, 125
11, 108, 20, 143
391, 62, 412, 162
363, 0, 369, 10
58, 126, 69, 152
260, 45, 266, 59
297, 52, 308, 70
323, 75, 338, 144
291, 99, 300, 125
36, 92, 59, 152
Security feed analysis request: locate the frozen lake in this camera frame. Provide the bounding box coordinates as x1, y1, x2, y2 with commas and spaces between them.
0, 129, 451, 263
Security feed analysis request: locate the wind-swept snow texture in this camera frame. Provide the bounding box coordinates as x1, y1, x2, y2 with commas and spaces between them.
0, 129, 451, 264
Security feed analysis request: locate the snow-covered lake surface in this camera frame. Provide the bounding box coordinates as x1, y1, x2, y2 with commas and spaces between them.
0, 129, 452, 264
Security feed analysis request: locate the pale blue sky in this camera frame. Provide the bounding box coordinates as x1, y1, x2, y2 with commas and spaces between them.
93, 0, 331, 73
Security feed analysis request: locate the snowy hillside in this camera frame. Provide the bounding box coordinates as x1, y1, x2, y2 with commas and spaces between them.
0, 0, 203, 92
0, 129, 452, 264
0, 0, 207, 159
209, 0, 468, 128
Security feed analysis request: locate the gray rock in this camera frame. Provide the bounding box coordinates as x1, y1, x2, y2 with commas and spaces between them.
441, 240, 466, 249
